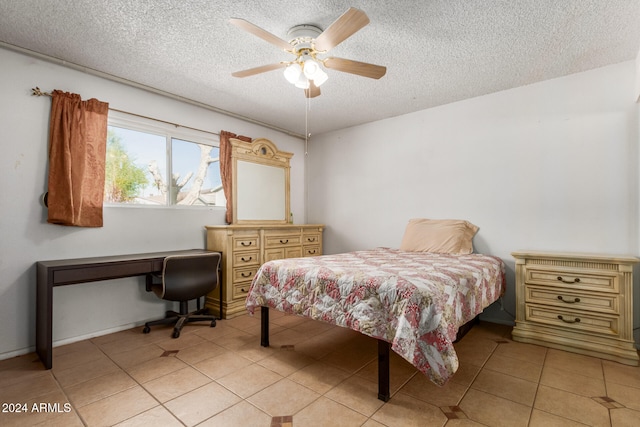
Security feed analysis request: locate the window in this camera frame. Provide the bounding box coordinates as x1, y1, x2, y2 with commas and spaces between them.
105, 112, 224, 207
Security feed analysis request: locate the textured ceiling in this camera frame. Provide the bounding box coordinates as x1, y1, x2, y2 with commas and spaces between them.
1, 1, 639, 138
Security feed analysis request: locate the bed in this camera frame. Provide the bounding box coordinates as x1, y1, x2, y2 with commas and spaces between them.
244, 219, 506, 400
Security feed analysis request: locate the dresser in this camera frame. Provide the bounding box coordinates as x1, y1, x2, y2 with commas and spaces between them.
205, 224, 324, 318
511, 251, 639, 365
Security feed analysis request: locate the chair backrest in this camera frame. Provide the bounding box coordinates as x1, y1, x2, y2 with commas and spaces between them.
160, 252, 221, 302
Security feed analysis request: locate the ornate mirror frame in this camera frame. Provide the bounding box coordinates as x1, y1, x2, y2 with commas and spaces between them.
231, 138, 293, 224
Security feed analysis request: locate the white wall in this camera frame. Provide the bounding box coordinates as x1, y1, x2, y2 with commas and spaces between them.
0, 47, 306, 359
307, 61, 640, 328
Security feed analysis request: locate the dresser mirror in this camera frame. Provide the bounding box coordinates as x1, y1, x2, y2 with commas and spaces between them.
231, 138, 292, 224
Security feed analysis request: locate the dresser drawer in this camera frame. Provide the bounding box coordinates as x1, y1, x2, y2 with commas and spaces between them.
264, 247, 303, 262
525, 268, 618, 293
232, 266, 258, 283
302, 233, 321, 245
525, 286, 619, 315
264, 233, 301, 248
232, 235, 260, 251
303, 246, 321, 257
524, 304, 619, 336
233, 251, 260, 267
232, 282, 251, 299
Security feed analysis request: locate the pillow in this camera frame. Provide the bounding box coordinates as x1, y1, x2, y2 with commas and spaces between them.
399, 218, 479, 254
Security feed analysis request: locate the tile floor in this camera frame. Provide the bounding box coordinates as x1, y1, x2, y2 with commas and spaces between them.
1, 310, 639, 426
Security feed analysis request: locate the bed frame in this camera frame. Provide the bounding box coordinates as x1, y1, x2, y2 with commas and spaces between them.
259, 307, 478, 401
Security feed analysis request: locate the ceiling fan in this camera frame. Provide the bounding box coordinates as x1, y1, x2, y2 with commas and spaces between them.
230, 7, 387, 98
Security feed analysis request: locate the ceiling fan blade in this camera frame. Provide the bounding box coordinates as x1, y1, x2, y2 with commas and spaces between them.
314, 8, 370, 52
232, 63, 286, 78
323, 57, 386, 79
229, 18, 292, 51
304, 81, 321, 98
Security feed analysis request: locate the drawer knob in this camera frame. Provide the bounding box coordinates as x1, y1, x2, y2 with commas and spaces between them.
307, 237, 316, 242
241, 288, 247, 293
280, 239, 289, 244
308, 250, 317, 254
557, 276, 580, 284
241, 272, 253, 278
557, 315, 580, 324
241, 241, 253, 246
241, 256, 253, 262
557, 295, 580, 304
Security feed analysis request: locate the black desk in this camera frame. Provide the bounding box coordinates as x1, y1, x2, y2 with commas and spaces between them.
36, 249, 219, 369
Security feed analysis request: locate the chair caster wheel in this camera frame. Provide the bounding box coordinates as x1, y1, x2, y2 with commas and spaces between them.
142, 326, 150, 334
210, 319, 217, 327
172, 329, 180, 338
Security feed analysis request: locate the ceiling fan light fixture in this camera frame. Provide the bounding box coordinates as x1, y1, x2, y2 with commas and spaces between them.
283, 63, 302, 84
312, 69, 328, 87
294, 74, 310, 89
302, 57, 321, 79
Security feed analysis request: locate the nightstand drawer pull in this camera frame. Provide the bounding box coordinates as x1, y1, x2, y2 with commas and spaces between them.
279, 239, 289, 244
241, 272, 253, 278
557, 295, 580, 303
307, 250, 317, 255
557, 276, 580, 284
241, 241, 253, 246
241, 256, 253, 262
557, 315, 580, 323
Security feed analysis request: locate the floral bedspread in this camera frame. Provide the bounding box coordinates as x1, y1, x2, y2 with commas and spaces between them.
245, 247, 505, 386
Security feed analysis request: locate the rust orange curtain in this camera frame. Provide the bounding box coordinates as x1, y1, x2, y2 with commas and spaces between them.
219, 131, 252, 224
47, 90, 109, 227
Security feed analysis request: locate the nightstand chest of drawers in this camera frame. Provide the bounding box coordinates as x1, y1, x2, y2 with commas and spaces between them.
511, 251, 639, 366
205, 224, 324, 318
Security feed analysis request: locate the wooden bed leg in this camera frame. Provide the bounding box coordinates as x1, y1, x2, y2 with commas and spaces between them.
260, 307, 269, 347
377, 339, 390, 402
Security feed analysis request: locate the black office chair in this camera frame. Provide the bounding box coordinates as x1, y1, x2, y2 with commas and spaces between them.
142, 252, 221, 338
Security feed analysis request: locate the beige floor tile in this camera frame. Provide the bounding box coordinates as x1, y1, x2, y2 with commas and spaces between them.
325, 375, 385, 417
174, 340, 226, 364
400, 371, 468, 407
76, 386, 158, 427
484, 352, 543, 382
453, 336, 498, 367
602, 359, 640, 389
606, 381, 640, 411
197, 401, 272, 426
142, 366, 212, 402
371, 392, 447, 427
493, 340, 548, 365
223, 313, 263, 331
107, 343, 166, 369
271, 313, 310, 328
232, 340, 280, 362
533, 384, 610, 427
53, 356, 122, 388
212, 328, 257, 350
51, 344, 107, 372
126, 354, 189, 383
257, 347, 316, 376
65, 370, 137, 407
539, 365, 606, 397
288, 361, 351, 394
247, 378, 320, 417
460, 388, 531, 427
193, 350, 253, 379
216, 362, 283, 398
290, 318, 335, 336
361, 419, 387, 427
294, 332, 348, 360
113, 406, 183, 427
444, 420, 490, 427
0, 371, 60, 402
268, 327, 314, 347
53, 339, 101, 357
544, 349, 603, 379
465, 321, 513, 341
154, 332, 207, 351
320, 343, 377, 374
471, 369, 538, 406
0, 354, 50, 388
450, 361, 483, 387
528, 409, 589, 426
295, 396, 368, 427
163, 382, 241, 426
610, 407, 640, 427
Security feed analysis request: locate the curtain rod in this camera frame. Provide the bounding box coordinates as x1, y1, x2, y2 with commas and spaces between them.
32, 87, 222, 137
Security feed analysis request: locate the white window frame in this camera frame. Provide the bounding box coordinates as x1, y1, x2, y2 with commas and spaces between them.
106, 110, 223, 209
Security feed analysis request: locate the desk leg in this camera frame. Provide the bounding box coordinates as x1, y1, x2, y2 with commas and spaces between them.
377, 339, 390, 401
36, 264, 53, 369
260, 307, 269, 347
